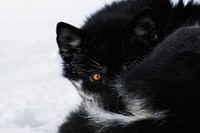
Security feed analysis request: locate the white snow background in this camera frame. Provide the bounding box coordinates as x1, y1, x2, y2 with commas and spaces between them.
0, 0, 116, 133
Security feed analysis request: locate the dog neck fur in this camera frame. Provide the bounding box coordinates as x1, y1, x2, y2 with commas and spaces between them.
70, 79, 166, 132
81, 91, 165, 128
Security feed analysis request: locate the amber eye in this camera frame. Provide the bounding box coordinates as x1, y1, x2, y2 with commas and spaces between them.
92, 73, 101, 81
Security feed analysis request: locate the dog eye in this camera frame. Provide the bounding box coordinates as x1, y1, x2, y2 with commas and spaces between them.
92, 73, 102, 81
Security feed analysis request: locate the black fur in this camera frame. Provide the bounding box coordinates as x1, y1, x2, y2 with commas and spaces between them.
118, 26, 200, 133
56, 0, 200, 133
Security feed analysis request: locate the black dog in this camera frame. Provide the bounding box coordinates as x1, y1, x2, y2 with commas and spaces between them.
58, 25, 200, 133
56, 0, 200, 132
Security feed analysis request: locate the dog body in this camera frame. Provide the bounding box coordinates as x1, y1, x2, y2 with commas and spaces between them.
56, 0, 200, 132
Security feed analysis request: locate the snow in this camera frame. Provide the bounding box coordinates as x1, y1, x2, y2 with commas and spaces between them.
0, 0, 116, 133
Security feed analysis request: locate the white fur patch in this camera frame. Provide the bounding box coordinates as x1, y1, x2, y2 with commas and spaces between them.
125, 98, 166, 119
170, 0, 200, 6
71, 79, 166, 132
81, 92, 166, 132
71, 79, 83, 89
113, 79, 167, 124
70, 79, 96, 100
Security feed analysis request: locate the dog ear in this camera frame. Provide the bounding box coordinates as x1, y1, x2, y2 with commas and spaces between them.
56, 22, 82, 50
131, 8, 157, 37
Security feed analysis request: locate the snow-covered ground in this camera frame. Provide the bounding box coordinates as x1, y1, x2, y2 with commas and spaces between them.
0, 0, 116, 133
